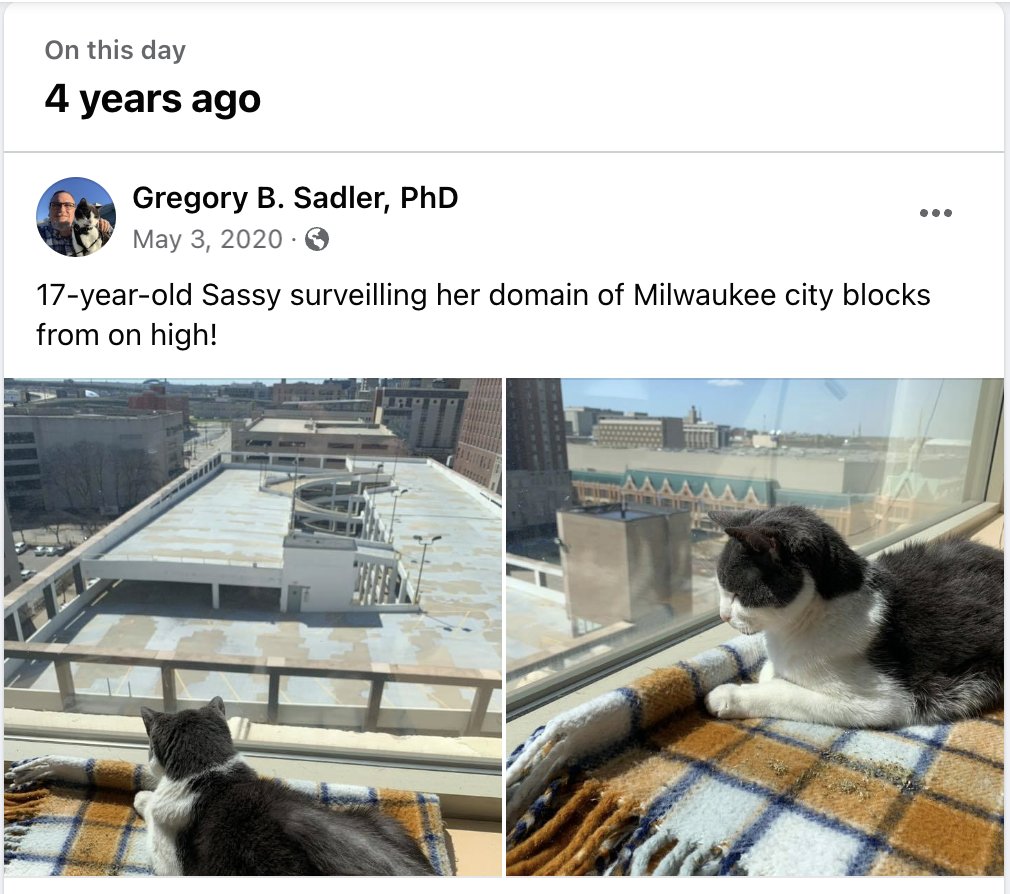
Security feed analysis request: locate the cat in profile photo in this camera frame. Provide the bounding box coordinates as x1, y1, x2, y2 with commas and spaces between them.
71, 198, 105, 255
37, 179, 115, 257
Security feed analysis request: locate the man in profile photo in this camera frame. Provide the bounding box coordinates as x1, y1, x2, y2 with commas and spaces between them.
38, 189, 113, 256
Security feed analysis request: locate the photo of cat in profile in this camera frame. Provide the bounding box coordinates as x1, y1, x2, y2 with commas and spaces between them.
705, 506, 1003, 728
71, 198, 104, 256
134, 697, 436, 875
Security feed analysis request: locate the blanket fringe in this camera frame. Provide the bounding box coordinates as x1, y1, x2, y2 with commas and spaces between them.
612, 821, 729, 876
5, 789, 48, 823
507, 781, 638, 876
5, 789, 50, 864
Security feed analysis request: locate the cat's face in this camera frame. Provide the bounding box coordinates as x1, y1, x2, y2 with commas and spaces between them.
712, 512, 806, 634
73, 198, 99, 232
710, 506, 865, 634
141, 696, 233, 780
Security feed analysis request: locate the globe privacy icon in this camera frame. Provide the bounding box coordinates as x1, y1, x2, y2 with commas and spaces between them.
304, 227, 329, 251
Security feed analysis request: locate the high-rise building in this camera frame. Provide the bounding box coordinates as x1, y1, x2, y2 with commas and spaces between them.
372, 387, 468, 463
505, 379, 571, 532
453, 379, 502, 493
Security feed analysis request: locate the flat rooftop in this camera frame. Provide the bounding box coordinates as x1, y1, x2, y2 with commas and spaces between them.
98, 469, 289, 567
505, 550, 719, 682
247, 418, 392, 436
9, 460, 502, 714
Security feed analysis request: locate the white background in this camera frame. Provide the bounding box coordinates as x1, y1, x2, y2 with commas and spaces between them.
2, 2, 1004, 378
2, 150, 1005, 376
2, 2, 1006, 891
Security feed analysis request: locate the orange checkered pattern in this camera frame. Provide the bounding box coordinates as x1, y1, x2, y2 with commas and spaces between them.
5, 756, 450, 876
506, 638, 1003, 876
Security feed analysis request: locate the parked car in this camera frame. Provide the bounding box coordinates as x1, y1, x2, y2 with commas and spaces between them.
34, 545, 48, 556
20, 569, 36, 580
14, 542, 27, 554
44, 545, 66, 557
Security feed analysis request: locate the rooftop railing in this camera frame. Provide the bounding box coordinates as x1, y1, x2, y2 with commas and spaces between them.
4, 640, 501, 738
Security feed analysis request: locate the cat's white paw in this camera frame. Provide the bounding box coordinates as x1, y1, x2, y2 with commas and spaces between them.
134, 790, 152, 816
705, 683, 747, 718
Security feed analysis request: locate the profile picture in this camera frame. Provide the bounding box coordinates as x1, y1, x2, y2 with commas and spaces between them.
37, 177, 115, 257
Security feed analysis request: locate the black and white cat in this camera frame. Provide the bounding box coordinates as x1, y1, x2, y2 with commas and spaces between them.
71, 198, 103, 256
705, 506, 1003, 728
134, 697, 436, 875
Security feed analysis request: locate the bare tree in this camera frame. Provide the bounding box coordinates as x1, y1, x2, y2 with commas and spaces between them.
42, 517, 64, 544
44, 445, 82, 510
44, 441, 111, 511
114, 447, 157, 508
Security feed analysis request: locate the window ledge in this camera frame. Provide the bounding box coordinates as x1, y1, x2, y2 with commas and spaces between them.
506, 508, 1004, 754
4, 707, 501, 824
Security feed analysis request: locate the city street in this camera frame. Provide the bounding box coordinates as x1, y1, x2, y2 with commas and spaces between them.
185, 421, 230, 466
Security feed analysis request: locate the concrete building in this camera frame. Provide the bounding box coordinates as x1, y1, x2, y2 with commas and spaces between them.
271, 379, 357, 406
453, 378, 502, 493
563, 406, 622, 437
593, 416, 685, 450
4, 407, 185, 515
752, 433, 780, 449
571, 467, 874, 540
128, 383, 190, 426
684, 421, 731, 449
382, 378, 467, 390
506, 379, 572, 533
218, 382, 272, 402
231, 414, 404, 463
4, 503, 18, 594
682, 404, 731, 449
567, 442, 885, 495
372, 387, 468, 463
557, 503, 693, 627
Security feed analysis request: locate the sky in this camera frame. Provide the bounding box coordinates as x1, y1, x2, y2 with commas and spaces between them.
560, 378, 985, 440
35, 177, 115, 221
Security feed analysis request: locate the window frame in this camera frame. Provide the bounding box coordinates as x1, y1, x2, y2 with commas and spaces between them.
506, 379, 1004, 720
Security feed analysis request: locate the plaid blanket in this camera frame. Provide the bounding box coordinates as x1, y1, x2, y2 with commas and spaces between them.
5, 756, 451, 876
506, 636, 1004, 876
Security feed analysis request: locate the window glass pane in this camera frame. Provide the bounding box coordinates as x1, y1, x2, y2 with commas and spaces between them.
506, 378, 1000, 701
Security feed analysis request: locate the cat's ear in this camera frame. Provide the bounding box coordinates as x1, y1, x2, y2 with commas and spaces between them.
725, 525, 780, 557
140, 707, 158, 735
709, 510, 751, 529
208, 696, 226, 717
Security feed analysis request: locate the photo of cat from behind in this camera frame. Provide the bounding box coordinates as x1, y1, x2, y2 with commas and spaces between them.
133, 697, 436, 875
705, 506, 1003, 728
71, 198, 103, 256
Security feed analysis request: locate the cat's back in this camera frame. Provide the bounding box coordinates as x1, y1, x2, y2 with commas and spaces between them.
179, 767, 434, 875
867, 537, 1002, 716
873, 536, 1003, 623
